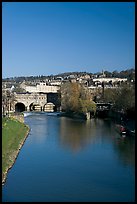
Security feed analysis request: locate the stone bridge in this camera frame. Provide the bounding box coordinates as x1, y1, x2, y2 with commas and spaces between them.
14, 92, 61, 112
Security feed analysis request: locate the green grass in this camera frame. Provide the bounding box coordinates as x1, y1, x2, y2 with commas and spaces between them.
2, 117, 29, 180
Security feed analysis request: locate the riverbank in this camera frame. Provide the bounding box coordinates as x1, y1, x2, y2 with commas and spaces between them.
2, 113, 135, 202
108, 110, 135, 136
2, 117, 30, 185
60, 110, 135, 136
59, 111, 89, 120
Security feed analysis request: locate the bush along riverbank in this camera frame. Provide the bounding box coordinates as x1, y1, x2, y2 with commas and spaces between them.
59, 111, 93, 120
2, 117, 30, 185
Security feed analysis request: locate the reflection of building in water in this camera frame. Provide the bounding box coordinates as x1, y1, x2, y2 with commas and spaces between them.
59, 118, 97, 153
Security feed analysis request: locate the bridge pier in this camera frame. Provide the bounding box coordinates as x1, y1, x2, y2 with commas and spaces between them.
26, 106, 30, 111
14, 92, 61, 113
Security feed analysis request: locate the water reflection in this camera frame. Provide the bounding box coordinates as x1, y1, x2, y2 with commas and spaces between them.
25, 115, 49, 143
3, 114, 135, 202
59, 117, 117, 153
59, 117, 135, 168
113, 137, 135, 167
92, 118, 135, 168
59, 117, 97, 153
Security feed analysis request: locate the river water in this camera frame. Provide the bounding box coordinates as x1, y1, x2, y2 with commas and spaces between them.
2, 112, 135, 202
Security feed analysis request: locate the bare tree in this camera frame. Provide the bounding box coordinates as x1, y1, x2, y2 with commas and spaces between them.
2, 90, 16, 117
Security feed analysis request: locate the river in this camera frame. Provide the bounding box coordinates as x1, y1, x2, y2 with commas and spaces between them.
2, 112, 135, 202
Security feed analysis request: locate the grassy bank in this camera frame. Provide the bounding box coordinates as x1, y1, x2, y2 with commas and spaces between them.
2, 117, 30, 184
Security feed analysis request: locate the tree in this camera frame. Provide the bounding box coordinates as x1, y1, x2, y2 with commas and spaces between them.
13, 87, 26, 93
115, 84, 135, 116
2, 90, 17, 116
112, 70, 118, 77
102, 83, 135, 117
61, 82, 96, 115
104, 71, 112, 77
61, 82, 80, 112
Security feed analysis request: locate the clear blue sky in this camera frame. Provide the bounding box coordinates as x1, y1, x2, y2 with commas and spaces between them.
2, 2, 135, 78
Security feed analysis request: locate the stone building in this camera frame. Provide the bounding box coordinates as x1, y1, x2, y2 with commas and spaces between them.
20, 82, 60, 93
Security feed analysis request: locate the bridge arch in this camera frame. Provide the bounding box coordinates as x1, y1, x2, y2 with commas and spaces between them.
29, 103, 34, 111
29, 103, 42, 111
15, 102, 26, 112
44, 102, 56, 112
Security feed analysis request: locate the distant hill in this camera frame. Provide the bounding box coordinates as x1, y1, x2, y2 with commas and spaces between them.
2, 68, 135, 82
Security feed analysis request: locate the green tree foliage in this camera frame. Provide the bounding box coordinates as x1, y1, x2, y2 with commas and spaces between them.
78, 99, 96, 114
61, 82, 96, 114
104, 71, 112, 77
103, 83, 135, 116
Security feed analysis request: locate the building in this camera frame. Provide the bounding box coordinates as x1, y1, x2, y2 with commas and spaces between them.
20, 82, 60, 93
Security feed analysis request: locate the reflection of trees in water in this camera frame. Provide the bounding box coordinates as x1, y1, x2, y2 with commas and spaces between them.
99, 119, 135, 167
93, 118, 114, 139
113, 137, 135, 167
59, 118, 116, 153
59, 117, 135, 167
59, 118, 98, 153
